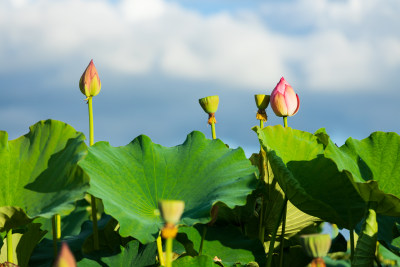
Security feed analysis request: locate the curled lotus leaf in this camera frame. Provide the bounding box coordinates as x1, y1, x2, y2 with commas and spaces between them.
0, 120, 89, 231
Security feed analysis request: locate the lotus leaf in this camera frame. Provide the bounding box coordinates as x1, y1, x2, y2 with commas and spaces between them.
78, 131, 258, 244
0, 120, 89, 231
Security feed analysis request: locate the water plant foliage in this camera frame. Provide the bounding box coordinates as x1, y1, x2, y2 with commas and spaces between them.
0, 106, 399, 266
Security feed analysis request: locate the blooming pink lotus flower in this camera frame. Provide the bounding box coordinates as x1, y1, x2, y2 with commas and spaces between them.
270, 77, 300, 117
79, 59, 101, 98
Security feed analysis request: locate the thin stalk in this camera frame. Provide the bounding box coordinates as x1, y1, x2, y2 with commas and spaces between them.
350, 229, 355, 261
166, 237, 173, 267
7, 229, 13, 263
211, 122, 216, 139
52, 214, 61, 258
157, 234, 165, 266
88, 97, 94, 146
199, 225, 207, 255
258, 195, 265, 244
88, 97, 99, 250
56, 214, 61, 239
278, 115, 289, 267
258, 119, 265, 244
52, 215, 58, 259
266, 198, 288, 267
279, 206, 287, 267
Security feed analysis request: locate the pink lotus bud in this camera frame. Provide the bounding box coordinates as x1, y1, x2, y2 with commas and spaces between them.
53, 242, 76, 267
79, 59, 101, 98
270, 77, 300, 117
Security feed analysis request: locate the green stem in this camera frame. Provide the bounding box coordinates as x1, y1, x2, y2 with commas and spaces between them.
199, 225, 207, 255
258, 195, 265, 244
88, 97, 94, 146
91, 195, 99, 250
7, 229, 13, 263
56, 214, 61, 239
277, 116, 289, 266
350, 229, 355, 261
279, 205, 287, 267
166, 237, 173, 267
157, 234, 165, 266
260, 119, 264, 129
266, 198, 288, 267
211, 122, 216, 139
88, 97, 99, 250
52, 215, 60, 259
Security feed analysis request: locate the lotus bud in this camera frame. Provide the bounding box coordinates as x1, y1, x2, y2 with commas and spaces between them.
255, 94, 270, 122
54, 242, 76, 267
270, 77, 299, 117
159, 200, 185, 225
79, 59, 101, 99
199, 96, 219, 125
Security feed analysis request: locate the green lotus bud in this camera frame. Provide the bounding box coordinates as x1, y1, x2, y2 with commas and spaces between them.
54, 242, 77, 267
159, 200, 185, 225
300, 233, 331, 258
199, 95, 219, 114
255, 94, 270, 110
79, 59, 101, 98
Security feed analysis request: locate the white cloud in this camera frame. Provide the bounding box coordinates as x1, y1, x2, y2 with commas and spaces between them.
0, 0, 399, 92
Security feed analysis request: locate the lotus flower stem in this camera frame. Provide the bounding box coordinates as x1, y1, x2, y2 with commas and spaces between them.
52, 214, 62, 258
166, 237, 173, 267
279, 205, 287, 267
283, 116, 288, 127
258, 196, 265, 244
350, 229, 355, 261
7, 229, 13, 263
278, 115, 289, 267
266, 197, 288, 267
157, 234, 165, 266
199, 225, 208, 255
88, 96, 99, 250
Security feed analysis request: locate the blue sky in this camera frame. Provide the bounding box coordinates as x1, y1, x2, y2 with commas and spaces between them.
1, 0, 399, 156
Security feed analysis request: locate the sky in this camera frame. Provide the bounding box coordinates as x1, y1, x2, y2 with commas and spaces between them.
1, 0, 400, 156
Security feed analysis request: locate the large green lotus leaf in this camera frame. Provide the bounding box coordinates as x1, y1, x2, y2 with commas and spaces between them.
316, 129, 400, 215
175, 224, 266, 266
78, 131, 258, 244
0, 120, 90, 231
254, 126, 367, 229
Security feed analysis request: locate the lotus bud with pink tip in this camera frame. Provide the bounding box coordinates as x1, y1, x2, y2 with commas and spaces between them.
79, 59, 101, 98
270, 77, 299, 117
54, 242, 77, 267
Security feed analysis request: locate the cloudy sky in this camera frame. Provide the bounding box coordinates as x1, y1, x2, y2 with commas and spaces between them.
1, 0, 399, 155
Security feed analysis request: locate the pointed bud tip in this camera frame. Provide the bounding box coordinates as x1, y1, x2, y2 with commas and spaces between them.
54, 242, 77, 267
